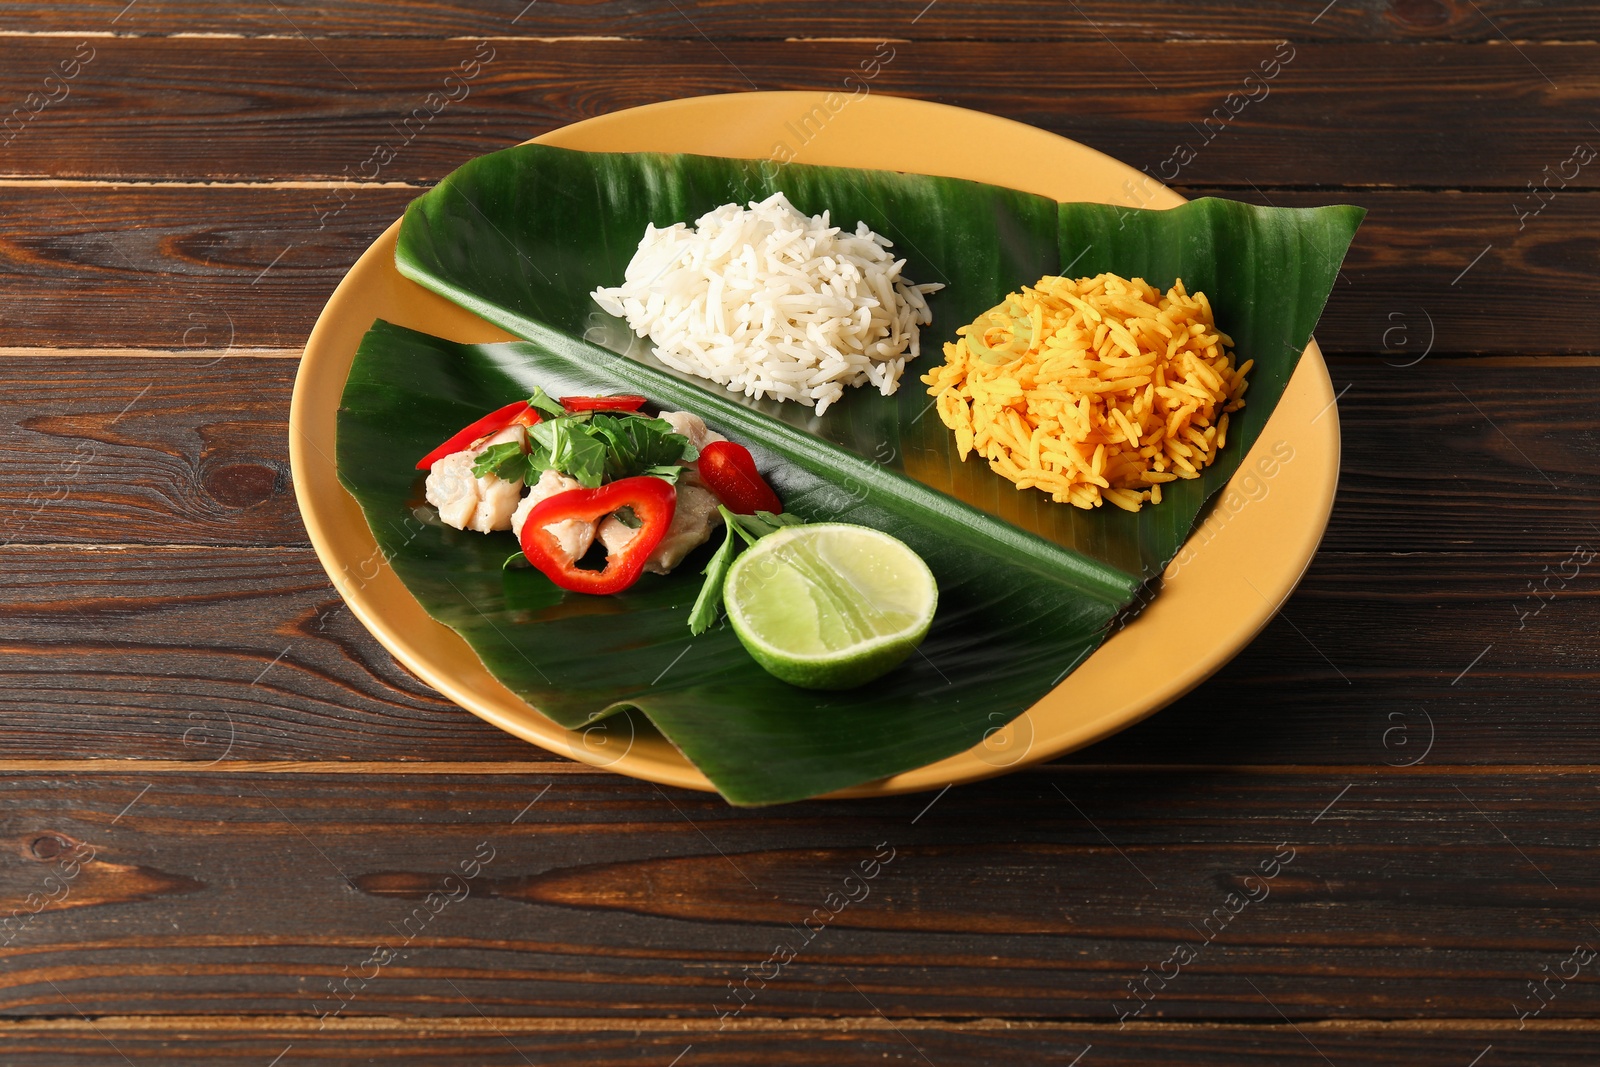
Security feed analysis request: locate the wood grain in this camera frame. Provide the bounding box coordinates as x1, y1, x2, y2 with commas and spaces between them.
2, 0, 1596, 1050
0, 352, 1594, 763
0, 544, 546, 762
0, 183, 394, 353
1082, 556, 1600, 768
1324, 356, 1600, 551
0, 539, 1594, 764
0, 769, 1593, 1021
0, 356, 303, 546
0, 352, 1592, 763
0, 355, 1594, 553
2, 0, 1597, 42
0, 39, 1594, 188
0, 184, 1595, 355
0, 1017, 1588, 1066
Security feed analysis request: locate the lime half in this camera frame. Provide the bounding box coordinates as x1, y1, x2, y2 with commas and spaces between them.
724, 523, 938, 690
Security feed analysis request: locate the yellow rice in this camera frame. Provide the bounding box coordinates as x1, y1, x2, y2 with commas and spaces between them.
920, 273, 1249, 512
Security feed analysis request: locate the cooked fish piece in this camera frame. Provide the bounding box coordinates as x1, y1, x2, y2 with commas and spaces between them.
424, 451, 524, 533
434, 407, 726, 576
540, 518, 596, 562
479, 425, 525, 449
511, 469, 597, 562
644, 480, 723, 574
473, 471, 524, 532
596, 514, 637, 557
593, 478, 724, 576
511, 469, 584, 537
658, 409, 727, 452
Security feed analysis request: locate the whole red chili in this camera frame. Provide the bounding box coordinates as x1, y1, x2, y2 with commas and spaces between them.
517, 476, 677, 595
697, 440, 782, 515
415, 400, 541, 471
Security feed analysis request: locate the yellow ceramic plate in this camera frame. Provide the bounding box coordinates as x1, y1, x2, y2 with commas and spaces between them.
290, 92, 1338, 797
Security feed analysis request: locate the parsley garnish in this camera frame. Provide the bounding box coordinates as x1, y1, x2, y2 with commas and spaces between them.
469, 398, 699, 489
687, 508, 802, 635
471, 436, 531, 481
526, 386, 566, 420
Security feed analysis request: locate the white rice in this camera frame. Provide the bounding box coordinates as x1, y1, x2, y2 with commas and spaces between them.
591, 192, 942, 415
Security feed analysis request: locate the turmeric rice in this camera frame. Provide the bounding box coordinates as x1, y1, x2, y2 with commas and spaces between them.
920, 273, 1250, 513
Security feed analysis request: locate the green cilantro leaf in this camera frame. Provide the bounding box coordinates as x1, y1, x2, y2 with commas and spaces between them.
527, 386, 566, 419
688, 514, 741, 636
528, 418, 609, 488
588, 414, 699, 482
471, 437, 531, 482
468, 397, 701, 494
686, 506, 798, 636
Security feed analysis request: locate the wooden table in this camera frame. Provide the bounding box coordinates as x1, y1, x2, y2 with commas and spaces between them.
2, 2, 1596, 1063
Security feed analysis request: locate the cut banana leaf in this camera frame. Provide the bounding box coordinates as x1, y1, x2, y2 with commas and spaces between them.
1056, 198, 1368, 569
344, 144, 1363, 804
339, 320, 1130, 806
396, 145, 1363, 578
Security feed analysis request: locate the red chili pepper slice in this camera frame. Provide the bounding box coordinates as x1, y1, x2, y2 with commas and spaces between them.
518, 476, 677, 595
559, 394, 648, 413
697, 440, 783, 515
415, 400, 542, 471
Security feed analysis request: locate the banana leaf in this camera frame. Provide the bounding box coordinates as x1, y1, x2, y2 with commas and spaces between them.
336, 145, 1363, 805
395, 144, 1363, 579
340, 319, 1132, 807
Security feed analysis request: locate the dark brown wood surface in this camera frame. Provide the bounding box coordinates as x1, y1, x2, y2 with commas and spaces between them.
3, 187, 1595, 354
4, 0, 1598, 39
1, 38, 1596, 191
2, 1, 1597, 1063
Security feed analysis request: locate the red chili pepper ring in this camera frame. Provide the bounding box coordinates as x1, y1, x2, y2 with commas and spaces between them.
518, 476, 678, 595
559, 394, 648, 413
416, 400, 541, 471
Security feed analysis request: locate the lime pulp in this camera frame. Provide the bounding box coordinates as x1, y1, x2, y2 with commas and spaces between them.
723, 523, 938, 690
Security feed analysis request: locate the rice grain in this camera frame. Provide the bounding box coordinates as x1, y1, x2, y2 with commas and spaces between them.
593, 193, 942, 415
921, 273, 1248, 512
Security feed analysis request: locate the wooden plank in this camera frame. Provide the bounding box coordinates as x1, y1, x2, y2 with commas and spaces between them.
1084, 549, 1600, 765
0, 544, 547, 762
1225, 188, 1599, 358
1, 539, 1596, 764
0, 355, 304, 547
0, 354, 1594, 552
0, 39, 1594, 188
0, 183, 1594, 355
2, 0, 1596, 42
0, 769, 1594, 1020
0, 183, 400, 353
1323, 356, 1600, 554
0, 353, 1596, 762
0, 1018, 1591, 1067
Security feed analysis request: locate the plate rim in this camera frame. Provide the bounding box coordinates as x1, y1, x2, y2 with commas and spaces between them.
289, 90, 1341, 800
